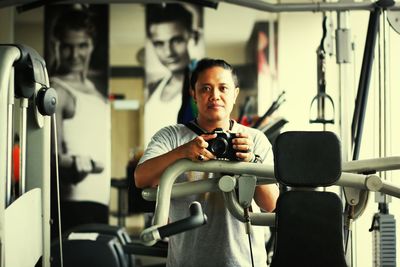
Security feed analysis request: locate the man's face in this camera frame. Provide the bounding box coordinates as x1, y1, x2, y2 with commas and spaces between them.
149, 21, 191, 73
192, 66, 239, 123
57, 29, 94, 74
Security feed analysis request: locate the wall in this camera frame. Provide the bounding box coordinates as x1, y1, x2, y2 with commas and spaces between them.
110, 77, 144, 178
0, 7, 14, 42
109, 4, 145, 66
109, 4, 145, 181
278, 9, 400, 267
3, 2, 400, 266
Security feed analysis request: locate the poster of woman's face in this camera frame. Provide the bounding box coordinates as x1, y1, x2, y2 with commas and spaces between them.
44, 4, 109, 98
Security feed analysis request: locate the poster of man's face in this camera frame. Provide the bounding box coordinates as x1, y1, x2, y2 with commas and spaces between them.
145, 3, 204, 90
44, 4, 109, 97
44, 5, 111, 237
143, 3, 204, 146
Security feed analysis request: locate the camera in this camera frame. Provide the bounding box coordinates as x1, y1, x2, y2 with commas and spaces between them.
207, 128, 240, 161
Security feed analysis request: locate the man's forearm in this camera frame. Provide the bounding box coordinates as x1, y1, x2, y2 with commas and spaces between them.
255, 184, 279, 212
134, 147, 185, 189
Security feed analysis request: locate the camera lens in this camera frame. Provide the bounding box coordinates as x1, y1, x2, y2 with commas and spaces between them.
210, 138, 228, 157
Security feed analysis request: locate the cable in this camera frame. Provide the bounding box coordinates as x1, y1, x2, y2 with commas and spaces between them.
52, 114, 64, 267
247, 232, 254, 267
243, 207, 255, 267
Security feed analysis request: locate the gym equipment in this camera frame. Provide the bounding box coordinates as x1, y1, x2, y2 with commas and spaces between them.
270, 131, 346, 266
253, 91, 288, 146
51, 234, 127, 267
237, 95, 254, 124
258, 116, 288, 146
110, 178, 129, 227
253, 91, 286, 129
139, 131, 400, 265
50, 223, 169, 267
351, 5, 382, 161
67, 223, 136, 267
309, 16, 335, 129
0, 44, 55, 266
127, 152, 156, 215
369, 203, 396, 266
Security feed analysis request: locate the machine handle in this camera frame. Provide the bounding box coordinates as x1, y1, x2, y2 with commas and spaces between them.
140, 201, 207, 246
158, 201, 207, 239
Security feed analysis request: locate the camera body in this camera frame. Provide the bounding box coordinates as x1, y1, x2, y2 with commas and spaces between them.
207, 129, 240, 161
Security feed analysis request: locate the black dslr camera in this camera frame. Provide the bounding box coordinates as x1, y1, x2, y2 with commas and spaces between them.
207, 128, 240, 161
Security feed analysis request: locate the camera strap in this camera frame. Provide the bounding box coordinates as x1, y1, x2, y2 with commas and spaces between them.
184, 119, 234, 135
184, 120, 206, 135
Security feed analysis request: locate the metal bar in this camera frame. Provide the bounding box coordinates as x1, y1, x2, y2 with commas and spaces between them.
144, 157, 400, 201
380, 180, 400, 199
19, 98, 28, 195
342, 156, 400, 173
2, 0, 400, 12
222, 191, 275, 226
351, 7, 381, 160
143, 179, 220, 201
337, 172, 368, 189
142, 175, 275, 201
223, 0, 400, 12
26, 82, 51, 267
0, 45, 22, 267
152, 159, 275, 226
150, 158, 400, 228
5, 71, 14, 207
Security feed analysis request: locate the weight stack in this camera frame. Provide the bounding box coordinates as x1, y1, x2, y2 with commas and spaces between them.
372, 213, 396, 267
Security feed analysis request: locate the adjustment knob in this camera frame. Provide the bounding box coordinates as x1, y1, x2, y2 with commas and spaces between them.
36, 87, 57, 116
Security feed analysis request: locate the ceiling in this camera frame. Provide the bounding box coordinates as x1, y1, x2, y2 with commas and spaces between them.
9, 0, 395, 52
3, 0, 375, 13
11, 1, 277, 46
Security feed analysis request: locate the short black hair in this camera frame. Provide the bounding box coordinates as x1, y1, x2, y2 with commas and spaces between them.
145, 4, 193, 37
190, 58, 239, 89
53, 9, 96, 41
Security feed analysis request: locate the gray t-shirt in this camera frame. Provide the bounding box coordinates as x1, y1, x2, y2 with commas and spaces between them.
139, 121, 273, 267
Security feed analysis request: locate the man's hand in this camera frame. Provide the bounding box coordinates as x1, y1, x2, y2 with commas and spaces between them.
181, 134, 217, 162
74, 155, 94, 174
70, 155, 104, 183
232, 132, 254, 162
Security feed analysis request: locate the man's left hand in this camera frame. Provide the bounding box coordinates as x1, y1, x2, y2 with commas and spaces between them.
232, 132, 254, 162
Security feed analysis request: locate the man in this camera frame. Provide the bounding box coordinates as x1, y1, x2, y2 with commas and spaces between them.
135, 58, 279, 266
144, 3, 199, 145
48, 6, 110, 237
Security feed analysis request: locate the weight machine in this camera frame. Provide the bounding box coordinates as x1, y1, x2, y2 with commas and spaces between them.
0, 44, 56, 266
139, 132, 400, 266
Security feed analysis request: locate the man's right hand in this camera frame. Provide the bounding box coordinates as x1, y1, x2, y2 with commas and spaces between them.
135, 134, 217, 189
181, 134, 217, 162
67, 155, 104, 184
